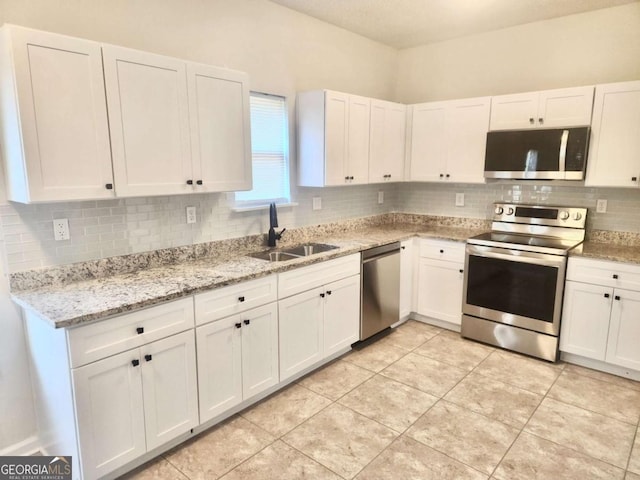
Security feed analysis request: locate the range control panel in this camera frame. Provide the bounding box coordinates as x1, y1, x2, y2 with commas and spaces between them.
492, 203, 588, 229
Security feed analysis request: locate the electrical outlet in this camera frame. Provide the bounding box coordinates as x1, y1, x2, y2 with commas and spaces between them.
53, 218, 70, 241
596, 199, 608, 213
455, 193, 465, 207
378, 191, 384, 204
186, 206, 197, 224
312, 197, 322, 211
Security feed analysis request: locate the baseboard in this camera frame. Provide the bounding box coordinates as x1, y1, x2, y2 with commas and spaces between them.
410, 312, 461, 333
560, 352, 640, 381
0, 435, 40, 456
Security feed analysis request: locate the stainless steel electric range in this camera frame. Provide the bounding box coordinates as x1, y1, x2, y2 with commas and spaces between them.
461, 203, 587, 362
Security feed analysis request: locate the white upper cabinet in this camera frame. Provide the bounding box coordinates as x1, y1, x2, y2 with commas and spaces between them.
369, 99, 406, 183
187, 63, 252, 192
298, 90, 370, 186
103, 45, 193, 197
409, 97, 489, 183
0, 25, 114, 202
585, 81, 640, 188
489, 86, 594, 130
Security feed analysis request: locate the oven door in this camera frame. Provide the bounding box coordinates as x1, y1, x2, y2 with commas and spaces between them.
462, 243, 566, 335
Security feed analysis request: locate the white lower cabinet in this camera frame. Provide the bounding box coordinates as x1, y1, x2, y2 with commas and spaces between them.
196, 302, 279, 423
72, 330, 198, 480
561, 257, 640, 372
415, 239, 465, 326
279, 274, 360, 381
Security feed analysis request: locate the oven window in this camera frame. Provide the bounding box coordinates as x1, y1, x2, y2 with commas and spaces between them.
466, 254, 558, 322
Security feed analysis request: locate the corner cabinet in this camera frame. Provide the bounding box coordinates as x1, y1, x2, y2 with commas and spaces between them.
409, 97, 490, 183
489, 86, 594, 131
561, 257, 640, 373
0, 25, 114, 202
585, 81, 640, 188
369, 100, 406, 183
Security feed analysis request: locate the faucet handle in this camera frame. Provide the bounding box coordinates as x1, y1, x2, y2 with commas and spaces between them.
277, 228, 286, 240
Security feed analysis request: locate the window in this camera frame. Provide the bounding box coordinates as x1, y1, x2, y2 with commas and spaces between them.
235, 93, 290, 206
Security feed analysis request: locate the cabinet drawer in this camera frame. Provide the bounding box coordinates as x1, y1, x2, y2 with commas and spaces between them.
195, 275, 277, 326
419, 239, 465, 263
567, 257, 640, 290
278, 254, 360, 299
68, 297, 194, 368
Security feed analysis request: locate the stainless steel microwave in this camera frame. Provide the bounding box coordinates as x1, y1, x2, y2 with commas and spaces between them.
484, 127, 590, 180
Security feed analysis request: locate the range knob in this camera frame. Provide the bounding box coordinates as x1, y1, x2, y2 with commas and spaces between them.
494, 206, 504, 215
572, 212, 582, 221
506, 207, 515, 215
559, 211, 570, 220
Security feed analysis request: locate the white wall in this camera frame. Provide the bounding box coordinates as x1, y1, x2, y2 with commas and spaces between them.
394, 3, 640, 103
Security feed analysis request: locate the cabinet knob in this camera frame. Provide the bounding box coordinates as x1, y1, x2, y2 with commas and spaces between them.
350, 176, 354, 180
529, 118, 534, 124
439, 174, 444, 178
196, 180, 203, 185
136, 327, 144, 335
604, 293, 610, 298
238, 296, 245, 302
105, 183, 113, 190
320, 293, 325, 298
345, 176, 349, 180
244, 319, 250, 325
615, 295, 621, 301
145, 354, 152, 362
235, 322, 242, 329
538, 117, 544, 124
326, 290, 332, 295
613, 274, 619, 279
401, 246, 406, 250
459, 269, 464, 273
186, 179, 193, 185
445, 174, 450, 178
632, 177, 638, 182
131, 359, 140, 367
440, 249, 444, 253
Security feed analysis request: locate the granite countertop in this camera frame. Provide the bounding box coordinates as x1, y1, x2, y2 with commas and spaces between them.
11, 223, 487, 329
571, 241, 640, 265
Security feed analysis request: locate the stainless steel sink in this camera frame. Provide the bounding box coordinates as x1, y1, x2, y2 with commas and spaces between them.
247, 243, 338, 262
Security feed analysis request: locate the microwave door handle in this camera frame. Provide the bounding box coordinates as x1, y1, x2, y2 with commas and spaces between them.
558, 129, 569, 177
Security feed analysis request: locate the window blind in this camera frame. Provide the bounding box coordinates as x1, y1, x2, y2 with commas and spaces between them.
235, 93, 290, 205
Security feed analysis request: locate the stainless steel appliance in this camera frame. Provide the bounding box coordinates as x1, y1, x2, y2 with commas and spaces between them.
361, 242, 401, 341
462, 203, 587, 361
484, 127, 590, 180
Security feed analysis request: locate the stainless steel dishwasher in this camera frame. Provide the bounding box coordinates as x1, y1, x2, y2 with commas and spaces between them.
360, 242, 401, 341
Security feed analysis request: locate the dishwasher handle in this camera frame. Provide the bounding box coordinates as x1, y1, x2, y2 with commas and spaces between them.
362, 242, 401, 263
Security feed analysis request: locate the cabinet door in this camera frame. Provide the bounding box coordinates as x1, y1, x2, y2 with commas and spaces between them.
324, 91, 349, 186
104, 46, 192, 197
537, 86, 594, 128
445, 97, 490, 183
489, 92, 538, 130
188, 63, 251, 192
323, 275, 360, 357
559, 281, 612, 361
141, 331, 198, 451
72, 349, 146, 480
409, 102, 447, 181
196, 316, 243, 423
585, 81, 640, 187
369, 100, 406, 183
416, 258, 464, 325
400, 239, 415, 319
606, 289, 640, 370
2, 26, 113, 202
278, 288, 324, 381
347, 95, 371, 184
240, 303, 279, 399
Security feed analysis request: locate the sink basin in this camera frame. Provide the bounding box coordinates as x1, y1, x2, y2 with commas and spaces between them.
247, 243, 339, 262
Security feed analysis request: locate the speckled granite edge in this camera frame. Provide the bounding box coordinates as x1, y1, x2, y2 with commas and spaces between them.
9, 212, 487, 291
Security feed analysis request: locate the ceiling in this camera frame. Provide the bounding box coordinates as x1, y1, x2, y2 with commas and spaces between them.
268, 0, 639, 49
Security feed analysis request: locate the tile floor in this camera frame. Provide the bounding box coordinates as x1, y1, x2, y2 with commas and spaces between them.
124, 320, 640, 480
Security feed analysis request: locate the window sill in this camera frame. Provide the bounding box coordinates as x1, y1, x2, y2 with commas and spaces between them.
231, 202, 298, 213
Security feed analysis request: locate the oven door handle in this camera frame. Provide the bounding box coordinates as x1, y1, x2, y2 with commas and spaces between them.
466, 244, 565, 268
